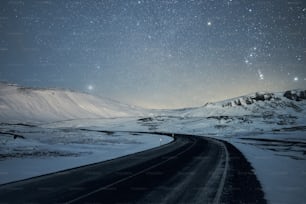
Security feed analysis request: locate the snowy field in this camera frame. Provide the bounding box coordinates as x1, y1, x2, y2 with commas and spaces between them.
0, 123, 173, 184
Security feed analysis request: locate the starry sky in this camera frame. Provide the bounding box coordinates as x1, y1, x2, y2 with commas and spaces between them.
0, 0, 306, 109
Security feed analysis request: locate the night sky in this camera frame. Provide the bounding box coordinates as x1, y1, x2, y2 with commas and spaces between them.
0, 0, 306, 108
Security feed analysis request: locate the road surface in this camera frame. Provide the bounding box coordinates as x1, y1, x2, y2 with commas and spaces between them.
0, 132, 266, 203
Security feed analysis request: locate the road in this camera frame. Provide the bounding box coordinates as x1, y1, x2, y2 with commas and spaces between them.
0, 133, 266, 204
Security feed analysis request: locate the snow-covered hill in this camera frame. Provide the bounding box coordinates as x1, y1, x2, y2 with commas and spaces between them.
171, 90, 306, 118
0, 83, 144, 122
131, 89, 306, 137
1, 82, 305, 125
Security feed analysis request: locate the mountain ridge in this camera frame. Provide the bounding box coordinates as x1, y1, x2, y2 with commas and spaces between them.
166, 89, 306, 118
1, 82, 305, 122
0, 83, 144, 122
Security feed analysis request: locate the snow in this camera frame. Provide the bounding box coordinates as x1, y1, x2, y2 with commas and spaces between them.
232, 135, 306, 204
0, 124, 173, 184
0, 83, 145, 123
1, 82, 305, 203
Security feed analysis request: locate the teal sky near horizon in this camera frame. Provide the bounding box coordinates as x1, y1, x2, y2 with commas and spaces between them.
0, 0, 306, 108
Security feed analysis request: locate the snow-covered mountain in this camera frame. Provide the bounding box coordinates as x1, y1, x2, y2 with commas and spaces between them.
143, 89, 306, 135
172, 90, 306, 118
0, 83, 144, 122
1, 82, 305, 125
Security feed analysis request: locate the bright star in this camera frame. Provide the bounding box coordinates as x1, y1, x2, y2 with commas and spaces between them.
207, 21, 212, 26
297, 56, 302, 61
87, 85, 94, 91
294, 77, 298, 82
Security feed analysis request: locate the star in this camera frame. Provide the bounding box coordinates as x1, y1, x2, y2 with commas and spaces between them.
257, 70, 264, 80
244, 59, 251, 65
296, 56, 302, 61
1, 1, 305, 109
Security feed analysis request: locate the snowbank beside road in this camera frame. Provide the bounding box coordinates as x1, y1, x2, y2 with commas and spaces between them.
0, 125, 173, 185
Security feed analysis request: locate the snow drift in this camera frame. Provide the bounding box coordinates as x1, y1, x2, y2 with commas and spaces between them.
0, 83, 144, 122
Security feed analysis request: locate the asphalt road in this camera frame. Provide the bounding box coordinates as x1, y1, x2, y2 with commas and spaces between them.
0, 133, 266, 204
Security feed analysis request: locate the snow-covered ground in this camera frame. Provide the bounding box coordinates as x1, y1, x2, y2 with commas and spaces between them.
0, 123, 173, 184
1, 83, 305, 203
232, 133, 306, 204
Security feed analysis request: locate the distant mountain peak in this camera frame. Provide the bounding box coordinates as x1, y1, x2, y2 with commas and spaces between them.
220, 90, 306, 108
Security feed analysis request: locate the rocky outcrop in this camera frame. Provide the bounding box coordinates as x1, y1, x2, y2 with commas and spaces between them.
222, 90, 306, 108
284, 90, 306, 101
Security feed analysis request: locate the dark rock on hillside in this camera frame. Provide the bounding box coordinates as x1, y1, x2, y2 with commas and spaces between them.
301, 91, 306, 99
245, 98, 253, 105
235, 99, 242, 106
252, 92, 273, 101
254, 92, 265, 101
284, 90, 306, 101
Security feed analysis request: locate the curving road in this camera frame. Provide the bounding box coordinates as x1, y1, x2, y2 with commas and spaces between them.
0, 133, 266, 204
